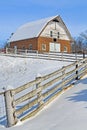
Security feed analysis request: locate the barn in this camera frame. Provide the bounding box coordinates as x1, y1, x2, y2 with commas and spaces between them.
9, 15, 73, 53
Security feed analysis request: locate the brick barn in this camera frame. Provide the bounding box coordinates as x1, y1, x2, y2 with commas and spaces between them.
9, 15, 73, 53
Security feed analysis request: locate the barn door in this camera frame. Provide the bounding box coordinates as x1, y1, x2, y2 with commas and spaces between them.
55, 43, 60, 52
50, 42, 60, 52
49, 43, 55, 52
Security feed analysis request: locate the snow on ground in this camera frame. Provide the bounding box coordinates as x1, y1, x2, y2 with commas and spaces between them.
0, 75, 87, 130
0, 55, 70, 92
0, 55, 71, 127
0, 55, 87, 130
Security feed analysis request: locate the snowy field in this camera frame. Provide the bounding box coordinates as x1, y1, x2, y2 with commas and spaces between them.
0, 55, 87, 130
0, 55, 71, 127
0, 55, 71, 92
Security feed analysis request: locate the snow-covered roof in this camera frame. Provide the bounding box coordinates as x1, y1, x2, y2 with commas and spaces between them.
9, 15, 72, 42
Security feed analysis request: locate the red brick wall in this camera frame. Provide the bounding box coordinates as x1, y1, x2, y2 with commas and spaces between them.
10, 38, 38, 50
10, 37, 71, 53
37, 37, 51, 52
38, 37, 71, 53
58, 39, 71, 53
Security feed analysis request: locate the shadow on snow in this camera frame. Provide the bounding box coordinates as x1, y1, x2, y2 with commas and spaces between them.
0, 115, 7, 127
66, 77, 87, 103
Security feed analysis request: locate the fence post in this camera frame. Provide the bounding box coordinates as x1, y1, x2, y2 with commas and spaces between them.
75, 53, 77, 61
61, 52, 63, 61
36, 50, 38, 56
4, 90, 17, 127
83, 52, 85, 64
76, 62, 79, 80
62, 66, 65, 89
6, 47, 8, 54
25, 49, 27, 55
36, 75, 44, 107
83, 51, 85, 59
14, 48, 17, 54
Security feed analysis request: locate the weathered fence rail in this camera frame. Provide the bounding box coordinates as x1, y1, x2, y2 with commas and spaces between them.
1, 48, 86, 62
0, 92, 6, 127
3, 58, 87, 127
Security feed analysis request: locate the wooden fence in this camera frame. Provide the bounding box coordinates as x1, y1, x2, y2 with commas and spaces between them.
3, 58, 87, 127
1, 48, 86, 62
0, 92, 6, 127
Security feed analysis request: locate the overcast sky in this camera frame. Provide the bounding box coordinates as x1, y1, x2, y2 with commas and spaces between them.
0, 0, 87, 46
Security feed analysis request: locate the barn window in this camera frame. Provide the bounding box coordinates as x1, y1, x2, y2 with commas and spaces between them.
42, 44, 46, 51
29, 44, 32, 50
22, 46, 25, 50
58, 32, 60, 38
64, 46, 67, 52
50, 31, 53, 37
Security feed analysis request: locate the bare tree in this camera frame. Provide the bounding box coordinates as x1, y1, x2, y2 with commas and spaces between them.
80, 30, 87, 39
80, 30, 87, 53
4, 33, 14, 48
71, 37, 83, 53
72, 30, 87, 54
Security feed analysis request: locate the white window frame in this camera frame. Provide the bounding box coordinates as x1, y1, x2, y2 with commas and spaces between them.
50, 31, 53, 37
42, 44, 46, 51
64, 46, 68, 52
29, 44, 32, 50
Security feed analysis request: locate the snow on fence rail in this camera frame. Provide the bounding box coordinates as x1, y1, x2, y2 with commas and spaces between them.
3, 58, 87, 127
1, 48, 86, 62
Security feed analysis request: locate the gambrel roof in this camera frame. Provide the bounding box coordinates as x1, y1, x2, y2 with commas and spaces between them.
9, 15, 73, 42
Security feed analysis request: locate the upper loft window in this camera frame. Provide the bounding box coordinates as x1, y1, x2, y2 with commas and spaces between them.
53, 19, 59, 23
58, 32, 60, 38
50, 31, 53, 37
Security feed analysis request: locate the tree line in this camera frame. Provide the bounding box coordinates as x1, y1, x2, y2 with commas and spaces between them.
72, 30, 87, 54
